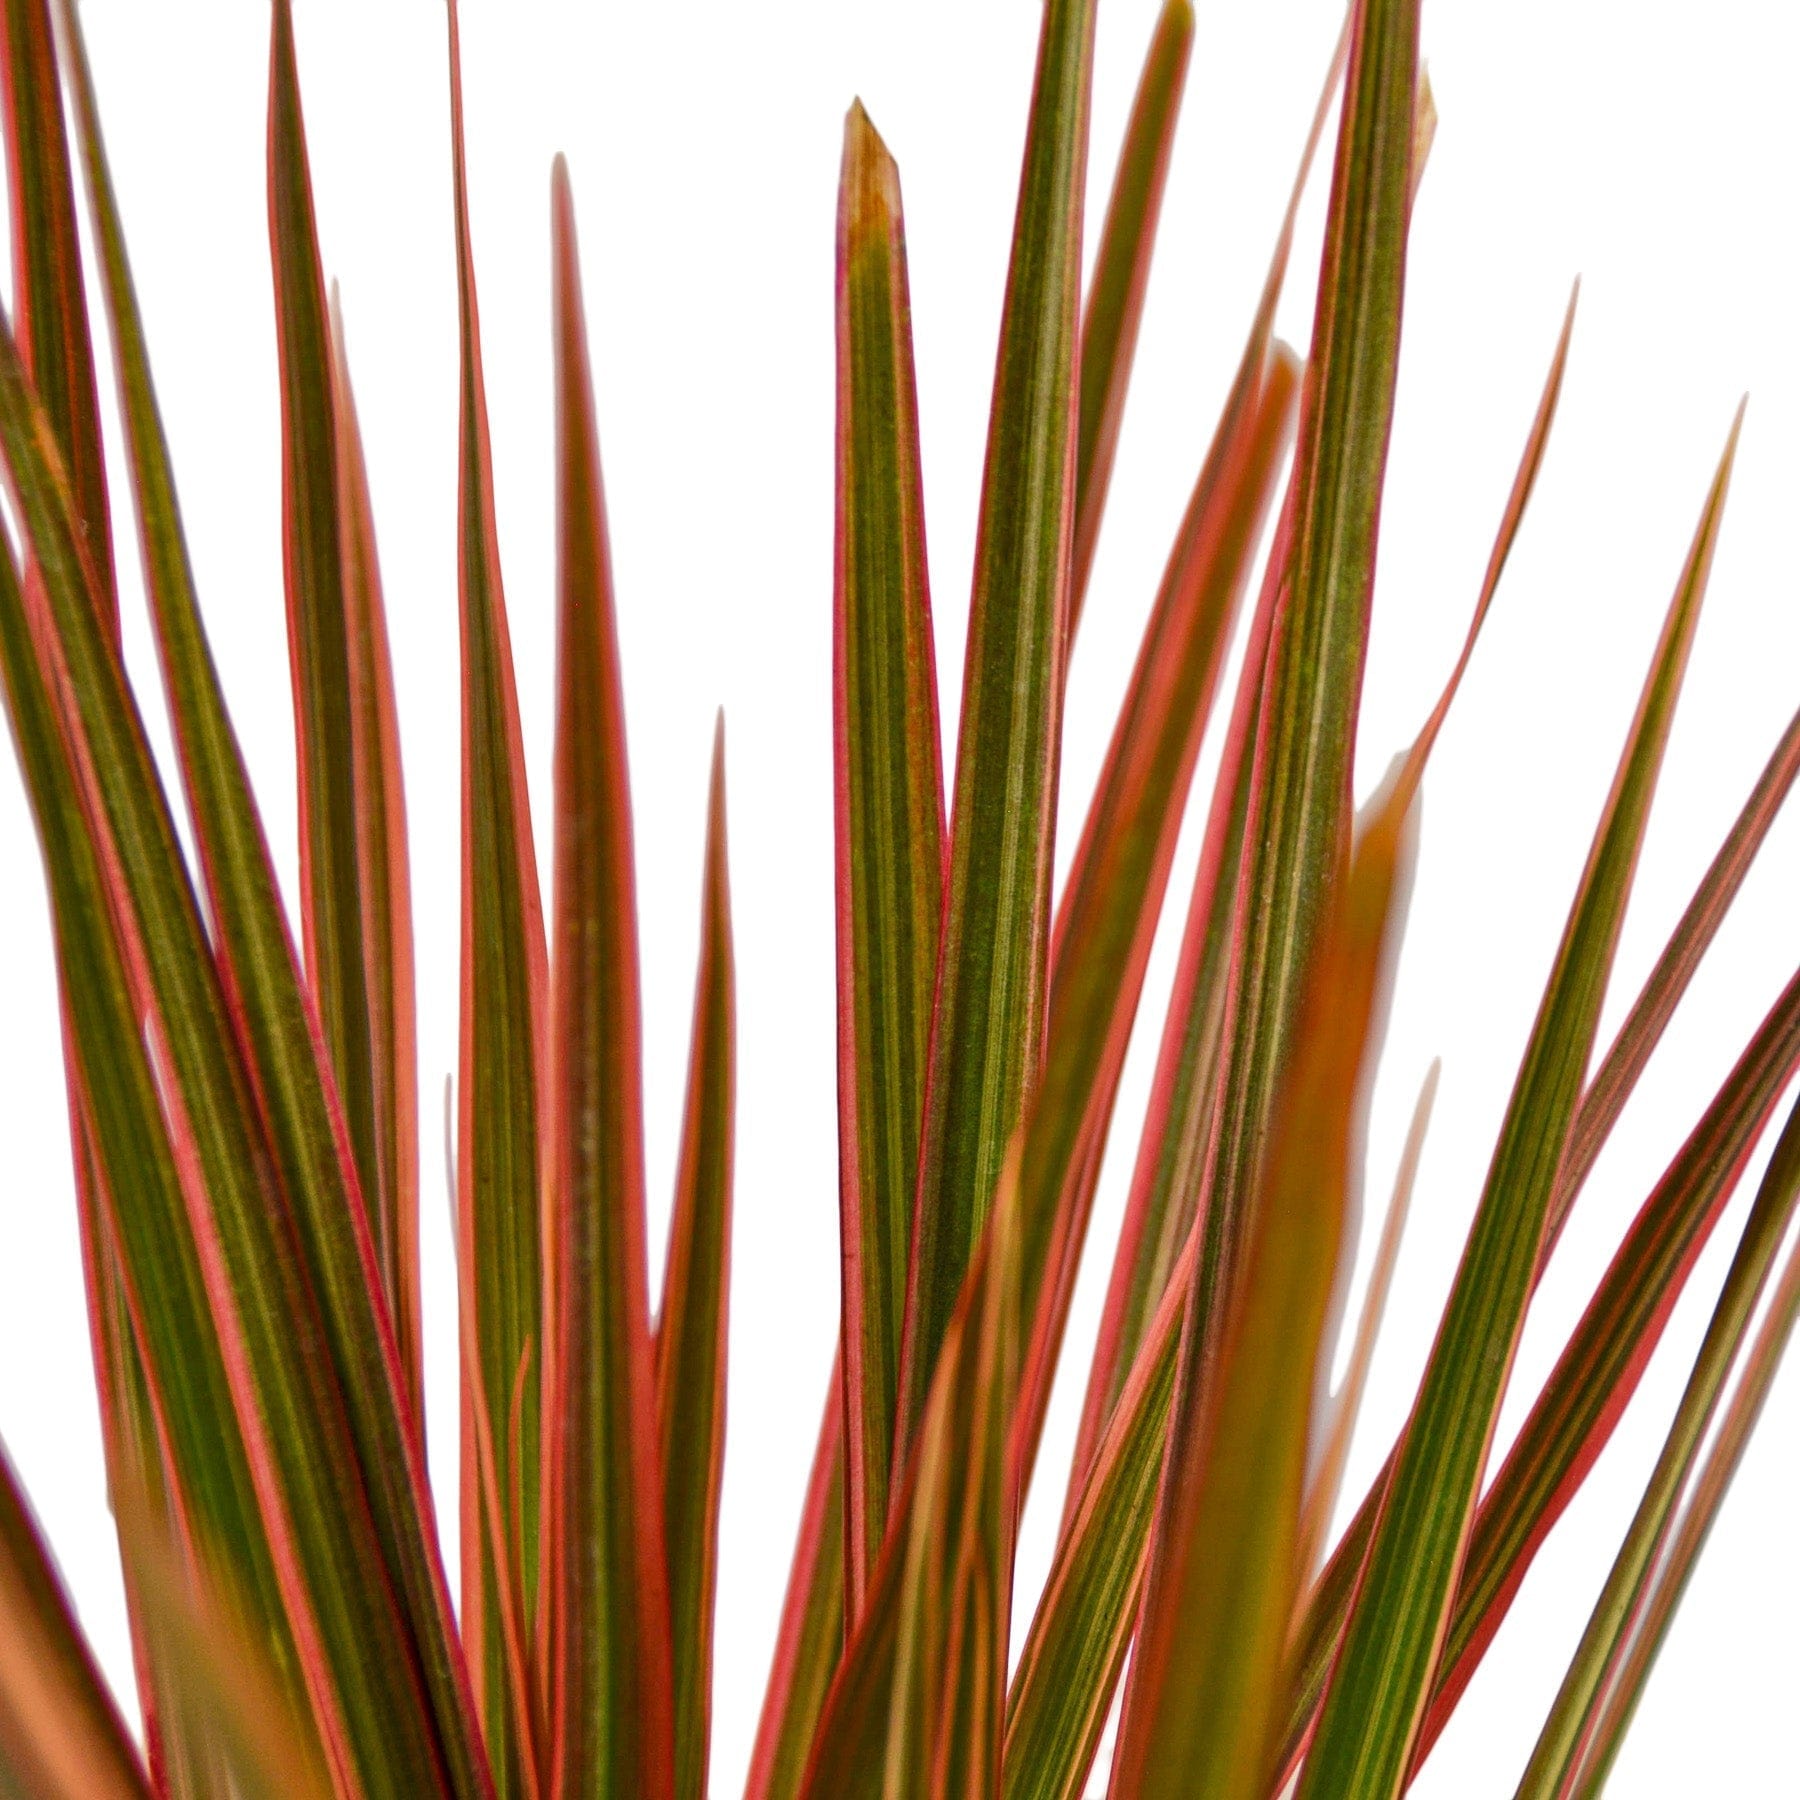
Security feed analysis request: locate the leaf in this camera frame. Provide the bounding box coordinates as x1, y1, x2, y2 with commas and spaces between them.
0, 0, 112, 613
1275, 954, 1800, 1789
268, 0, 383, 1286
656, 720, 736, 1800
892, 0, 1098, 1468
1570, 1208, 1800, 1795
1109, 754, 1416, 1800
0, 1442, 150, 1800
440, 5, 550, 1784
329, 291, 424, 1421
1297, 1057, 1436, 1579
1013, 341, 1298, 1489
543, 153, 674, 1800
1294, 406, 1742, 1800
52, 9, 490, 1792
743, 1370, 846, 1800
832, 100, 945, 1616
1068, 0, 1192, 628
1516, 1091, 1800, 1796
0, 479, 315, 1796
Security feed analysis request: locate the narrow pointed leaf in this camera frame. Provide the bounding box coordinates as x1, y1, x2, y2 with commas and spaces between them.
440, 8, 550, 1784
893, 0, 1097, 1464
1110, 763, 1415, 1800
544, 154, 674, 1800
744, 1370, 846, 1800
832, 101, 945, 1614
1516, 1091, 1800, 1797
1068, 0, 1192, 628
1572, 1219, 1800, 1795
329, 293, 424, 1420
1295, 408, 1741, 1800
656, 720, 736, 1800
1274, 955, 1800, 1789
0, 1443, 149, 1800
268, 0, 382, 1273
1014, 341, 1298, 1486
50, 12, 490, 1790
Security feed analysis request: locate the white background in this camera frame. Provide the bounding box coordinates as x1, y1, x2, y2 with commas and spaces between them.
1, 1, 1797, 1793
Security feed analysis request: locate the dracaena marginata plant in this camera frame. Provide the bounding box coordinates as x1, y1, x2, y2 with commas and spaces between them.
0, 0, 1792, 1797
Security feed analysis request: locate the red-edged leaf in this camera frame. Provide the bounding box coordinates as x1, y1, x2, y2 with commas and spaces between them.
891, 0, 1097, 1469
1517, 1089, 1800, 1795
268, 0, 383, 1291
543, 154, 674, 1800
329, 292, 424, 1422
53, 8, 489, 1791
1295, 407, 1741, 1800
832, 101, 945, 1615
1068, 0, 1192, 627
656, 720, 736, 1800
743, 1369, 846, 1800
1109, 756, 1415, 1800
441, 7, 550, 1786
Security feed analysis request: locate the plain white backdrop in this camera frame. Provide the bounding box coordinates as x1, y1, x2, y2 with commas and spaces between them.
0, 0, 1797, 1793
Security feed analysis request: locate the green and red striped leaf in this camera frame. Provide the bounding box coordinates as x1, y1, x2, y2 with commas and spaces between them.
329, 293, 423, 1421
891, 0, 1097, 1469
268, 0, 383, 1303
53, 7, 490, 1792
543, 152, 674, 1800
1295, 406, 1741, 1800
441, 7, 550, 1787
656, 720, 736, 1800
1109, 753, 1415, 1800
832, 101, 945, 1615
1068, 0, 1192, 627
1517, 1084, 1800, 1795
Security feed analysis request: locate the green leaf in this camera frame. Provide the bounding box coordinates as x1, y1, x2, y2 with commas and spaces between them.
1276, 960, 1800, 1790
892, 0, 1098, 1467
1015, 340, 1298, 1487
744, 1373, 846, 1800
440, 7, 549, 1786
832, 101, 945, 1616
268, 0, 383, 1292
51, 10, 490, 1792
1069, 0, 1193, 628
1571, 1205, 1800, 1795
0, 1442, 150, 1799
544, 153, 674, 1800
656, 720, 736, 1800
329, 292, 424, 1422
1517, 1090, 1800, 1796
1110, 761, 1416, 1800
1294, 405, 1741, 1800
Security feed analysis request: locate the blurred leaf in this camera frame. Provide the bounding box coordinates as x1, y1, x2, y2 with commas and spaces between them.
656, 722, 736, 1800
832, 101, 945, 1615
329, 292, 424, 1421
543, 154, 674, 1800
0, 1443, 149, 1800
1110, 757, 1416, 1800
744, 1371, 846, 1800
1518, 1090, 1800, 1796
1296, 406, 1741, 1800
1069, 0, 1193, 627
892, 0, 1097, 1469
441, 7, 550, 1786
